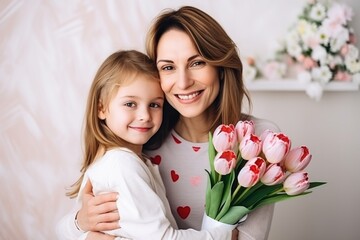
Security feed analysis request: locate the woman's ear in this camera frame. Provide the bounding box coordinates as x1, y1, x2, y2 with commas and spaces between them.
98, 101, 106, 120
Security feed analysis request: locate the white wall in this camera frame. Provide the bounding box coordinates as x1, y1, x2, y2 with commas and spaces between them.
0, 0, 359, 239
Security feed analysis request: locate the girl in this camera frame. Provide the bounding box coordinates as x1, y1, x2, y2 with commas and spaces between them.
58, 50, 233, 240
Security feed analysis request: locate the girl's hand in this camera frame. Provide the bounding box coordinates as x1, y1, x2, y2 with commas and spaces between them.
85, 231, 116, 240
77, 180, 120, 231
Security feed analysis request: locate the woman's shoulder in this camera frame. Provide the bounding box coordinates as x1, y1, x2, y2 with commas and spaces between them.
249, 116, 281, 133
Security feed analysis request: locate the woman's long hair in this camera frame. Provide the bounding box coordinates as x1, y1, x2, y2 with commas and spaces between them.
145, 6, 251, 150
67, 50, 159, 198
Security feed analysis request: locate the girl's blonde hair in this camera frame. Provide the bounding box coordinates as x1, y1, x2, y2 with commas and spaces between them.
144, 6, 251, 150
67, 50, 159, 198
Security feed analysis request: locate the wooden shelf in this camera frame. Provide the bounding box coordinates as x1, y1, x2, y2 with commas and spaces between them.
245, 79, 360, 91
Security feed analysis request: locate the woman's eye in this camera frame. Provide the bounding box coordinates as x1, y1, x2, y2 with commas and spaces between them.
191, 60, 205, 68
161, 65, 174, 71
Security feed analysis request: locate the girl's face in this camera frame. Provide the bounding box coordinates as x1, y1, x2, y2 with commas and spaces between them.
156, 29, 220, 119
98, 76, 164, 146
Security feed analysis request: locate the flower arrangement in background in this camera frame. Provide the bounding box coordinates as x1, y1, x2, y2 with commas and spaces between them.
242, 57, 260, 82
276, 0, 360, 100
202, 121, 326, 227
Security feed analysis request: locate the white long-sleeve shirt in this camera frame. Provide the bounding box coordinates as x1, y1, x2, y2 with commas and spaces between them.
58, 148, 232, 240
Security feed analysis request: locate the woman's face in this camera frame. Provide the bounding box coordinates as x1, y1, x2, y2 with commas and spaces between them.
156, 29, 220, 119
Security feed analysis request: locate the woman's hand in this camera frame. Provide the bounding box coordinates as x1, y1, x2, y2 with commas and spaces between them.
77, 180, 120, 231
231, 228, 239, 240
85, 231, 116, 240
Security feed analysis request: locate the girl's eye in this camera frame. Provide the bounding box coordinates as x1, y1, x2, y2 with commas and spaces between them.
124, 102, 136, 107
150, 102, 162, 108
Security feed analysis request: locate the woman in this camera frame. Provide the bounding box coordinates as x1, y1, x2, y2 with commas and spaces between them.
58, 6, 279, 240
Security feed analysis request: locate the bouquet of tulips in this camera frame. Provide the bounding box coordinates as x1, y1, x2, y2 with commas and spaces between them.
203, 120, 326, 226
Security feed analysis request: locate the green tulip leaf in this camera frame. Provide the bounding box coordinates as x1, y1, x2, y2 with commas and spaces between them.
219, 206, 250, 225
239, 184, 283, 207
215, 184, 233, 221
253, 191, 311, 210
205, 171, 212, 214
208, 181, 224, 218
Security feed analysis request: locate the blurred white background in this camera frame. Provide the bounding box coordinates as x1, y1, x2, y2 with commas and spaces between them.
1, 0, 359, 239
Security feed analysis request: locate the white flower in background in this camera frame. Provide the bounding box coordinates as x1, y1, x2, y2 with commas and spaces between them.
327, 2, 353, 25
297, 20, 318, 50
317, 27, 330, 45
311, 65, 332, 84
329, 27, 349, 52
311, 45, 327, 63
275, 0, 360, 100
344, 44, 359, 60
243, 64, 257, 82
297, 70, 312, 83
345, 58, 360, 74
243, 57, 259, 82
306, 81, 324, 101
263, 60, 287, 80
309, 3, 326, 22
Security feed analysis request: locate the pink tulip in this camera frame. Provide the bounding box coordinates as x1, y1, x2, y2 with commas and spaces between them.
284, 146, 312, 172
283, 171, 310, 195
212, 124, 237, 152
214, 150, 237, 175
260, 129, 273, 142
261, 163, 286, 186
237, 157, 266, 187
235, 120, 255, 142
262, 132, 291, 164
239, 133, 262, 160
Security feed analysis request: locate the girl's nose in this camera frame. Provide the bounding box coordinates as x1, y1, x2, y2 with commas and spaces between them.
138, 108, 151, 122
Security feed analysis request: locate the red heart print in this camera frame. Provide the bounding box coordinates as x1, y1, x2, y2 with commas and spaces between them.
150, 155, 161, 165
177, 206, 191, 219
192, 146, 200, 152
171, 170, 179, 182
171, 134, 182, 144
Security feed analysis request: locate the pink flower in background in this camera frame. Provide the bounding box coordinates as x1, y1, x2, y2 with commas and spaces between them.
284, 171, 310, 195
214, 150, 237, 175
262, 132, 291, 163
261, 163, 286, 186
334, 71, 352, 81
235, 120, 255, 142
285, 146, 312, 172
239, 134, 262, 160
212, 124, 237, 152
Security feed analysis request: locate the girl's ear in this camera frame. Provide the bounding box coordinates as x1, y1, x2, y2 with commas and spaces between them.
98, 101, 106, 120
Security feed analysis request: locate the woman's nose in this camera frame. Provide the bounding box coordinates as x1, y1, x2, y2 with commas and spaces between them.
177, 69, 194, 89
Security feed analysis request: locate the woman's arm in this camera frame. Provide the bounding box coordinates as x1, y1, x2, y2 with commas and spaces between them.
56, 182, 119, 240
237, 204, 274, 240
77, 180, 119, 231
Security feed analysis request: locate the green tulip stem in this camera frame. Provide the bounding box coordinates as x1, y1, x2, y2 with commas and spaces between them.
232, 185, 250, 203
268, 187, 284, 197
